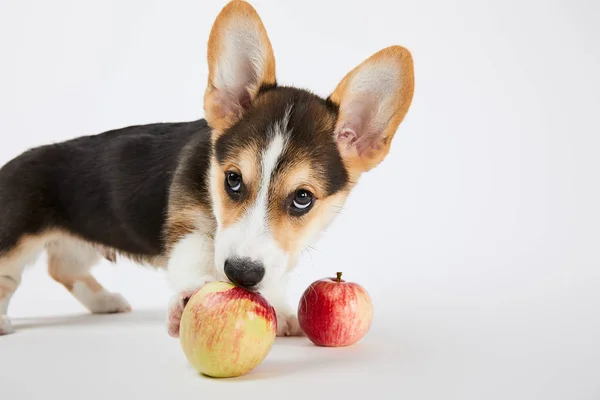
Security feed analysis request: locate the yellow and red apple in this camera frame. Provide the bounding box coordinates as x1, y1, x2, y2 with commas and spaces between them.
298, 272, 373, 347
179, 281, 277, 378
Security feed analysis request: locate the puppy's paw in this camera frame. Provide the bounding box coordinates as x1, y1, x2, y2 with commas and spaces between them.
276, 310, 304, 337
0, 315, 14, 336
87, 291, 132, 314
167, 279, 214, 338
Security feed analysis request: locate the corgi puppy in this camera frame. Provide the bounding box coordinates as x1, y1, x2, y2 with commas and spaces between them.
0, 1, 414, 337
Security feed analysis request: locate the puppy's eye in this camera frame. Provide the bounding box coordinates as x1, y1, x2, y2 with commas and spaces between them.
225, 172, 242, 193
290, 189, 314, 215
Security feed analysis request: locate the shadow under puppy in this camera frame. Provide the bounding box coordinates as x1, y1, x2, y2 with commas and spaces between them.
0, 0, 414, 336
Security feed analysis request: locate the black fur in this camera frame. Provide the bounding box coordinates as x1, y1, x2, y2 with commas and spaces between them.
0, 119, 211, 257
216, 87, 348, 196
0, 87, 349, 259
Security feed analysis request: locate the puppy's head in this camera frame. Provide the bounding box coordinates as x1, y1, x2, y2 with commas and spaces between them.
204, 1, 414, 290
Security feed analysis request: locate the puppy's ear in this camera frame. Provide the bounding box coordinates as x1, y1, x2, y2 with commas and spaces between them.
329, 46, 414, 176
204, 1, 276, 132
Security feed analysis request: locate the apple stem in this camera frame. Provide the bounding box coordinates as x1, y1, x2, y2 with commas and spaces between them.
336, 272, 342, 282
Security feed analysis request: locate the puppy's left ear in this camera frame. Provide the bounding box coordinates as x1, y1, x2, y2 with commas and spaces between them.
329, 46, 414, 175
204, 1, 276, 132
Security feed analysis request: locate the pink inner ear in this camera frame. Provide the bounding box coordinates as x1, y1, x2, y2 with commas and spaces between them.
335, 99, 382, 155
239, 90, 252, 110
336, 127, 359, 146
212, 87, 252, 120
335, 123, 383, 156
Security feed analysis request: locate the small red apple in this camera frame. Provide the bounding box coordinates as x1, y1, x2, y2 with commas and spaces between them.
179, 281, 277, 378
298, 272, 373, 347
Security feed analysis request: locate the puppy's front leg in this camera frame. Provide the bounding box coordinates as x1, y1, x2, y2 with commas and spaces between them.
166, 232, 217, 338
261, 276, 304, 337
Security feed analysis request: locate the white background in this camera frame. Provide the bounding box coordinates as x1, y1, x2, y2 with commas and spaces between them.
1, 0, 599, 399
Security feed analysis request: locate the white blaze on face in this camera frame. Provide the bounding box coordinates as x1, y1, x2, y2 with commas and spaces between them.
213, 113, 292, 289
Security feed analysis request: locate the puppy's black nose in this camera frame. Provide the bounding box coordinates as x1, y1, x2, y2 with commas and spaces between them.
224, 258, 265, 288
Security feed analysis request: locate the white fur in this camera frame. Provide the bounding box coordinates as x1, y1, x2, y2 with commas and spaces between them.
1, 288, 15, 335
0, 315, 13, 335
216, 18, 266, 93
166, 226, 217, 293
0, 238, 45, 297
45, 237, 132, 314
178, 109, 306, 336
0, 236, 46, 335
71, 282, 131, 314
0, 234, 136, 335
46, 237, 100, 276
340, 61, 402, 136
259, 275, 303, 336
0, 292, 12, 316
212, 113, 292, 292
349, 62, 399, 98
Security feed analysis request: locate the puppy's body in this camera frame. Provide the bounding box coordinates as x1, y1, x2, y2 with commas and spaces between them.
0, 119, 210, 261
0, 120, 212, 332
0, 1, 414, 337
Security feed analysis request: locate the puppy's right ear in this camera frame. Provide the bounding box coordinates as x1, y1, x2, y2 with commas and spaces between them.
203, 1, 276, 132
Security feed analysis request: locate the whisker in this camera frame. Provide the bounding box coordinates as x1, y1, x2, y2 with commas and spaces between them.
203, 226, 218, 240
308, 245, 326, 256
304, 247, 314, 265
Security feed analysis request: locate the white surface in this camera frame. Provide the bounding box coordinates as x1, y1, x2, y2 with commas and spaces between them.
1, 0, 599, 399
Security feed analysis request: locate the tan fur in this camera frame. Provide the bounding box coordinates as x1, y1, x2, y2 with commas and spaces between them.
270, 161, 329, 206
48, 265, 104, 293
2, 230, 165, 280
267, 161, 350, 258
0, 284, 14, 303
0, 286, 9, 301
271, 190, 349, 259
203, 0, 276, 132
164, 199, 212, 252
329, 45, 415, 181
0, 229, 165, 315
210, 147, 350, 261
226, 146, 261, 186
211, 158, 259, 230
163, 138, 216, 254
45, 236, 106, 294
219, 193, 253, 230
208, 141, 264, 230
2, 2, 415, 336
0, 234, 49, 302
